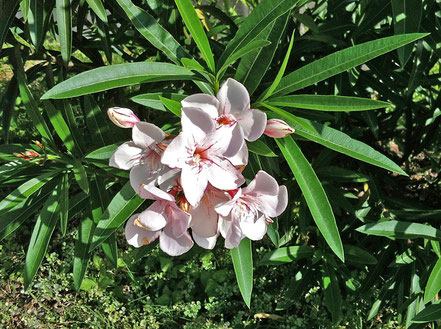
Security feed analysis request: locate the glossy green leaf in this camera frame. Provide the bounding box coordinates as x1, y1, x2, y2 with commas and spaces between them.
41, 63, 199, 99
344, 245, 377, 265
357, 221, 441, 241
131, 93, 187, 111
217, 40, 271, 80
267, 95, 390, 111
85, 143, 119, 160
56, 0, 72, 65
0, 0, 19, 50
322, 262, 342, 324
0, 169, 60, 216
72, 160, 89, 194
116, 0, 187, 64
160, 96, 182, 117
259, 246, 315, 265
181, 58, 206, 72
1, 76, 19, 144
85, 0, 107, 23
102, 233, 118, 269
175, 0, 215, 72
83, 95, 111, 147
270, 33, 428, 97
236, 13, 290, 95
24, 177, 62, 289
59, 172, 70, 236
90, 182, 144, 251
20, 0, 30, 21
43, 100, 76, 154
265, 105, 407, 175
392, 0, 422, 66
61, 98, 85, 156
424, 257, 441, 304
412, 303, 441, 322
231, 238, 253, 308
96, 16, 112, 64
28, 0, 44, 48
276, 136, 344, 261
73, 212, 94, 291
259, 29, 295, 101
247, 140, 277, 157
219, 0, 300, 67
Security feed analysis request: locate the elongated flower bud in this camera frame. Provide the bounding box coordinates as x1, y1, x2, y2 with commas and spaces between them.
264, 119, 295, 138
107, 107, 140, 128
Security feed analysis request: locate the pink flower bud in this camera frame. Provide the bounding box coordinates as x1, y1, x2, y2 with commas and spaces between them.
107, 107, 140, 128
264, 119, 295, 138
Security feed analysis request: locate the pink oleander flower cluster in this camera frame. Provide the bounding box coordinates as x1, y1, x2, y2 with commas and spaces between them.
109, 79, 288, 256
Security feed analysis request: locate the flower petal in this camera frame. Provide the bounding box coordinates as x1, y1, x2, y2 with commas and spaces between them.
243, 170, 279, 196
239, 215, 267, 241
215, 189, 242, 217
161, 133, 191, 169
138, 182, 175, 202
192, 232, 218, 250
125, 215, 160, 247
181, 107, 215, 144
190, 196, 219, 237
224, 217, 244, 249
129, 164, 154, 192
235, 109, 267, 142
132, 122, 165, 148
206, 156, 245, 191
181, 94, 220, 118
159, 229, 194, 256
227, 140, 248, 166
275, 185, 288, 217
137, 201, 168, 231
217, 78, 250, 115
181, 164, 209, 207
168, 203, 191, 237
109, 142, 142, 170
202, 124, 244, 158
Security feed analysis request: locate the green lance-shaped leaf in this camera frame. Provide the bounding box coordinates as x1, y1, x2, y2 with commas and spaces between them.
101, 233, 118, 269
0, 169, 61, 216
0, 0, 19, 51
259, 28, 295, 101
85, 0, 107, 23
264, 105, 407, 175
322, 262, 342, 324
59, 172, 70, 236
268, 33, 428, 97
13, 48, 54, 143
72, 159, 89, 194
20, 0, 30, 21
41, 62, 199, 99
267, 95, 390, 112
83, 95, 112, 147
424, 257, 441, 304
276, 136, 344, 261
24, 176, 63, 289
96, 16, 112, 64
56, 0, 72, 66
344, 245, 377, 265
247, 140, 277, 158
259, 246, 315, 265
28, 0, 54, 49
175, 0, 215, 72
217, 40, 271, 80
131, 93, 187, 112
357, 220, 441, 241
73, 212, 95, 291
85, 143, 119, 160
43, 100, 77, 154
116, 0, 188, 64
412, 303, 441, 323
231, 238, 253, 308
90, 182, 144, 251
236, 12, 290, 96
392, 0, 422, 66
218, 0, 301, 67
160, 96, 182, 117
1, 75, 19, 144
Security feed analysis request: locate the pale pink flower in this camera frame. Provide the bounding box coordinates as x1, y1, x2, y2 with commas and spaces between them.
215, 171, 288, 248
107, 107, 140, 128
264, 119, 295, 138
161, 107, 245, 207
125, 195, 193, 256
181, 78, 267, 142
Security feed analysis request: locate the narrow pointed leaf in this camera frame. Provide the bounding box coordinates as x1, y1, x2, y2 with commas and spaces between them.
102, 233, 118, 269
24, 177, 63, 289
357, 221, 441, 241
59, 172, 70, 236
159, 96, 182, 117
276, 136, 344, 261
424, 257, 441, 304
41, 63, 199, 99
56, 0, 72, 65
20, 0, 30, 21
322, 262, 342, 323
85, 143, 120, 160
247, 140, 277, 157
116, 0, 188, 64
73, 213, 94, 291
0, 0, 19, 50
270, 33, 428, 97
131, 93, 187, 111
265, 105, 407, 175
231, 238, 253, 308
83, 95, 112, 147
267, 95, 390, 111
344, 245, 377, 265
72, 160, 89, 194
90, 182, 144, 251
85, 0, 107, 23
412, 303, 441, 322
259, 246, 315, 265
43, 100, 76, 154
96, 16, 112, 64
175, 0, 215, 72
219, 0, 301, 67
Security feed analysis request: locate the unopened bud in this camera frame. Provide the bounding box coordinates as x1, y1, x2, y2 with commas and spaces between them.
264, 119, 295, 138
107, 107, 140, 128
